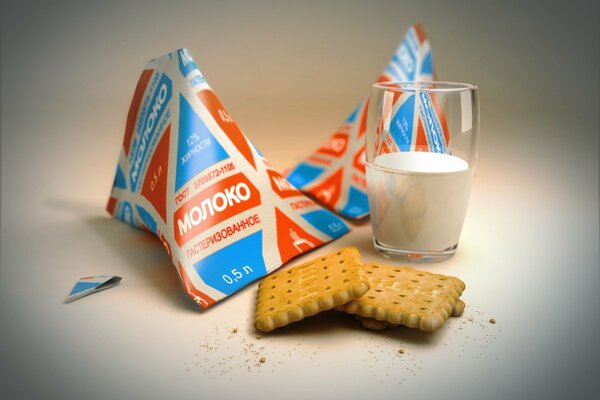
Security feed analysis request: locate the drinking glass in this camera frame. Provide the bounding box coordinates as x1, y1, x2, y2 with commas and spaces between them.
366, 81, 479, 261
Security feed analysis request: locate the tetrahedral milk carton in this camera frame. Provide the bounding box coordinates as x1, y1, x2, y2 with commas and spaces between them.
286, 24, 437, 219
107, 49, 349, 308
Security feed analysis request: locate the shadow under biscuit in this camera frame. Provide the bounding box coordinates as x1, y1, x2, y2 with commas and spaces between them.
256, 309, 446, 347
255, 310, 360, 337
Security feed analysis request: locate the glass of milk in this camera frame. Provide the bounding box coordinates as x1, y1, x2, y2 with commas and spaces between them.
366, 82, 479, 261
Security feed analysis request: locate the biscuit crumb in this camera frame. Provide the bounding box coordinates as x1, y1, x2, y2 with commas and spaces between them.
489, 319, 496, 324
259, 357, 266, 363
232, 328, 238, 333
398, 348, 405, 354
256, 335, 261, 340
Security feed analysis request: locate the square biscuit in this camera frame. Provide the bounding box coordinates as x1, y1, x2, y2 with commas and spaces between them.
338, 263, 465, 331
255, 247, 369, 332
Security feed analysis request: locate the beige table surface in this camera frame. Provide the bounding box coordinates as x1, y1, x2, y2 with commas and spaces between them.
1, 1, 598, 399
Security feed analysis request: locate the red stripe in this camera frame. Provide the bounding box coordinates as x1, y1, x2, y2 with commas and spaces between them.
413, 23, 426, 44
415, 118, 428, 151
197, 90, 256, 169
307, 155, 332, 166
123, 69, 153, 156
357, 100, 369, 139
106, 197, 117, 216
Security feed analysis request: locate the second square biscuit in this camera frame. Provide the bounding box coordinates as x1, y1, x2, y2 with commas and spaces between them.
338, 263, 465, 331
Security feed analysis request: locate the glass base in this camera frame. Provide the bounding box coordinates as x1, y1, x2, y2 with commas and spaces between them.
373, 239, 458, 263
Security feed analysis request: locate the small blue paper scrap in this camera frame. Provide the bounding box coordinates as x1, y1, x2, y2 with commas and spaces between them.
65, 275, 122, 303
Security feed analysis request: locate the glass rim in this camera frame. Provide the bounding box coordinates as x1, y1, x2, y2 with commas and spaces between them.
373, 81, 477, 93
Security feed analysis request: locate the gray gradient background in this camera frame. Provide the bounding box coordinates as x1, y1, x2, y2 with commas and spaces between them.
1, 0, 598, 399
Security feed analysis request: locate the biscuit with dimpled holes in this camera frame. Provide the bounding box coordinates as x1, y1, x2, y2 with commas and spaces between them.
353, 299, 466, 331
338, 263, 465, 331
255, 247, 369, 332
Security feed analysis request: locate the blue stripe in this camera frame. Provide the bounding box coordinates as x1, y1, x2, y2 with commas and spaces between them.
420, 52, 433, 75
286, 163, 324, 189
419, 92, 445, 153
70, 281, 100, 296
301, 210, 349, 237
340, 187, 369, 218
389, 94, 415, 151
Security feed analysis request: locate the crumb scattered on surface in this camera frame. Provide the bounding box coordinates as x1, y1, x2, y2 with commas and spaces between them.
185, 306, 500, 384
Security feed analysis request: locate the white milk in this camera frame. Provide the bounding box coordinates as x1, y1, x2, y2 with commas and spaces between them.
366, 152, 474, 254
